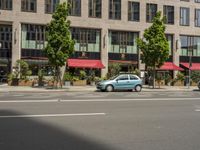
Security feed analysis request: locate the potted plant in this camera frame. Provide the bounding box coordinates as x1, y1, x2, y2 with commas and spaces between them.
165, 73, 172, 86
72, 70, 87, 86
173, 72, 184, 86
87, 70, 96, 86
63, 72, 72, 86
38, 69, 44, 86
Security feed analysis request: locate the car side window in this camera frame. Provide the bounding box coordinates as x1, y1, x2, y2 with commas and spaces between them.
117, 75, 129, 81
130, 75, 138, 80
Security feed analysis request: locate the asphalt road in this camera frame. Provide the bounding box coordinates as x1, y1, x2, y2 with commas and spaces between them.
0, 91, 200, 150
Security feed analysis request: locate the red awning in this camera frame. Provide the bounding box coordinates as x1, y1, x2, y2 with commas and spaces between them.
67, 59, 105, 69
180, 62, 200, 70
158, 62, 184, 71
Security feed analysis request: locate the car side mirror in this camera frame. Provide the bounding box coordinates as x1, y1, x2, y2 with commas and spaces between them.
116, 79, 119, 82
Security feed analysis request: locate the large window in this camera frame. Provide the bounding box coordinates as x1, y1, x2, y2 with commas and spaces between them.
89, 0, 101, 18
71, 28, 101, 52
166, 34, 173, 55
109, 0, 121, 20
146, 3, 157, 22
45, 0, 59, 14
109, 30, 139, 54
195, 0, 200, 2
0, 25, 12, 58
180, 7, 190, 26
0, 0, 12, 10
128, 1, 140, 22
21, 0, 37, 12
180, 35, 200, 56
21, 24, 46, 50
68, 0, 81, 16
163, 5, 174, 24
195, 9, 200, 27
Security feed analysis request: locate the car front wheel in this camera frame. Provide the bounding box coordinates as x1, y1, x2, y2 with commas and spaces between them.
135, 85, 142, 92
106, 85, 114, 92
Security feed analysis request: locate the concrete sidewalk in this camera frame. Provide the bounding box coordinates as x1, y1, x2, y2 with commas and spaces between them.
0, 84, 198, 92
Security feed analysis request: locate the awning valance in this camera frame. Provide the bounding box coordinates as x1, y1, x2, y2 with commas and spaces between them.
158, 62, 183, 71
180, 62, 200, 70
67, 59, 105, 69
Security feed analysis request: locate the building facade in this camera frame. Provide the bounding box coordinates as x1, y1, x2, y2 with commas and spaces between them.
1, 0, 200, 77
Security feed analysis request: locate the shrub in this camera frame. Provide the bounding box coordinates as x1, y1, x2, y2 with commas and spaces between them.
79, 70, 87, 80
63, 72, 72, 81
191, 71, 200, 83
107, 63, 121, 78
175, 72, 185, 82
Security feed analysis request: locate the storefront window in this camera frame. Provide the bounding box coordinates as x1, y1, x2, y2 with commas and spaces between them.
21, 24, 47, 50
166, 34, 173, 55
108, 30, 138, 54
71, 28, 101, 52
180, 35, 200, 56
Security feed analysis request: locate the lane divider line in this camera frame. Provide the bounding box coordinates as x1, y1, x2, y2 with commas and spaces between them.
0, 113, 106, 118
0, 97, 200, 103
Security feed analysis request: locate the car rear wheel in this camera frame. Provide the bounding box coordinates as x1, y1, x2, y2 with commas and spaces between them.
106, 85, 114, 92
198, 82, 200, 90
135, 85, 142, 92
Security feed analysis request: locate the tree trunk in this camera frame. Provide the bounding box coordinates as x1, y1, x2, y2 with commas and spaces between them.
153, 66, 156, 89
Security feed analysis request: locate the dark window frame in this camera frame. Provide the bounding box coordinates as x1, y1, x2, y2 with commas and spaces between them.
45, 0, 60, 14
68, 0, 81, 17
109, 0, 121, 20
180, 7, 190, 26
21, 0, 37, 13
146, 3, 157, 23
163, 5, 174, 24
128, 1, 140, 22
0, 0, 12, 10
88, 0, 102, 18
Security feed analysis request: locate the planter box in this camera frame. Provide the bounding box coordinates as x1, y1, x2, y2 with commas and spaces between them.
174, 81, 184, 86
72, 80, 87, 86
191, 82, 198, 86
64, 81, 71, 87
8, 78, 19, 86
18, 80, 33, 86
156, 80, 165, 86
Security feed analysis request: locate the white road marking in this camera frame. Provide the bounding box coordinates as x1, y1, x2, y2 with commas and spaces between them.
0, 113, 106, 118
195, 109, 200, 112
0, 97, 200, 103
61, 97, 200, 102
0, 100, 58, 103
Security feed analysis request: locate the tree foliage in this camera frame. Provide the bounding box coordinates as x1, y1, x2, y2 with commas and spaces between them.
15, 60, 32, 80
44, 2, 74, 88
137, 11, 169, 88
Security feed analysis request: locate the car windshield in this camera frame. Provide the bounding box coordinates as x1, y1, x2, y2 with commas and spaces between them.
109, 75, 118, 80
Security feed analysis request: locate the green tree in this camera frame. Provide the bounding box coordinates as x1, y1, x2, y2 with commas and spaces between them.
137, 11, 169, 88
15, 60, 32, 80
44, 2, 74, 88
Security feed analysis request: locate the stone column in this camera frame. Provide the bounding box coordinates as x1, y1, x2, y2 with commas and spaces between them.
101, 28, 108, 78
11, 22, 21, 70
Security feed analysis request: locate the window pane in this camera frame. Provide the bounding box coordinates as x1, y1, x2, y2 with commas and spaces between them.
68, 0, 81, 16
109, 0, 121, 20
128, 2, 140, 21
70, 28, 101, 52
146, 3, 157, 22
89, 0, 101, 18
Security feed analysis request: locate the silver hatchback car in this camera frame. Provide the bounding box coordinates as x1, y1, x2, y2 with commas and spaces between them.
96, 74, 143, 92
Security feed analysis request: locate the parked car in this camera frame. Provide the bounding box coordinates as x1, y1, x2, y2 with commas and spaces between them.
96, 74, 142, 92
198, 81, 200, 90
